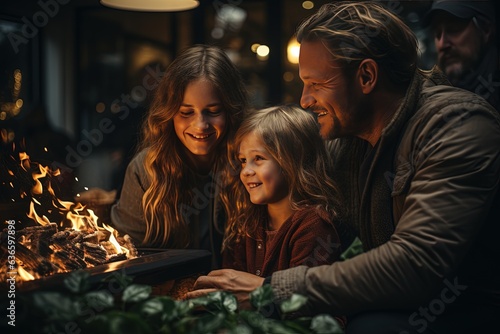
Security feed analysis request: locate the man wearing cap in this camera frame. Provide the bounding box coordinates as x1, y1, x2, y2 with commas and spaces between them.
425, 0, 499, 111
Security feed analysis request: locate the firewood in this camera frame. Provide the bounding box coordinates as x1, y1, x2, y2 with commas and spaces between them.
50, 241, 87, 269
67, 230, 85, 243
18, 223, 58, 258
106, 253, 127, 263
83, 242, 107, 261
52, 249, 86, 270
14, 223, 57, 237
122, 234, 138, 258
84, 254, 105, 266
4, 242, 58, 277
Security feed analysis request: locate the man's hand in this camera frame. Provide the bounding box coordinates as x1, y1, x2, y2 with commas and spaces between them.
186, 269, 265, 308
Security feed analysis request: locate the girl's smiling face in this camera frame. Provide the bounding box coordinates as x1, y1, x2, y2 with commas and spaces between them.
238, 131, 289, 206
173, 78, 226, 159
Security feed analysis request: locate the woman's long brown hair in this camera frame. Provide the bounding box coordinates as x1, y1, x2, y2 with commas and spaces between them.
139, 45, 248, 247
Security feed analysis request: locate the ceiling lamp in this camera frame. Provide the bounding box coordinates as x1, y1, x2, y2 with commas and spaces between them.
100, 0, 199, 12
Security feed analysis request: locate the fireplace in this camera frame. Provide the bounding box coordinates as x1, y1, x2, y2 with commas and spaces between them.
8, 248, 212, 293
0, 151, 211, 294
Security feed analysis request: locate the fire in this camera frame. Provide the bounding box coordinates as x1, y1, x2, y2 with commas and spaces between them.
1, 151, 137, 282
18, 265, 35, 281
103, 223, 126, 255
27, 201, 51, 226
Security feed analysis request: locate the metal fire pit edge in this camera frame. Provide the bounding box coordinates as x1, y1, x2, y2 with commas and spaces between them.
16, 248, 212, 293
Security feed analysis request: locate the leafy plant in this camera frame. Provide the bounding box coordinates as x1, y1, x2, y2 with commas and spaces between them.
340, 237, 363, 261
20, 270, 344, 334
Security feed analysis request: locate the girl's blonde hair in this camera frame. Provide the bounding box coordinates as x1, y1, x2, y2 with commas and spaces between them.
139, 45, 248, 247
221, 104, 342, 249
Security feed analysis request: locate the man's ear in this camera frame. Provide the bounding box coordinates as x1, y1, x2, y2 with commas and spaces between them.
357, 59, 378, 94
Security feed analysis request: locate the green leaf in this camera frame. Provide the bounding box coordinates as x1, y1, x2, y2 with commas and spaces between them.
84, 290, 115, 312
173, 299, 193, 317
64, 270, 91, 293
140, 298, 164, 316
138, 296, 184, 324
187, 295, 211, 308
193, 312, 226, 332
280, 320, 312, 334
280, 294, 308, 314
33, 292, 77, 321
191, 290, 238, 314
240, 310, 293, 334
222, 292, 238, 313
225, 324, 253, 334
310, 314, 344, 334
122, 284, 152, 303
239, 310, 264, 327
250, 284, 274, 311
87, 310, 154, 334
340, 237, 363, 260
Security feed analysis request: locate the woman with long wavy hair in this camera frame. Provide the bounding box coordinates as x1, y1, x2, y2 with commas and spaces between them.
110, 45, 248, 268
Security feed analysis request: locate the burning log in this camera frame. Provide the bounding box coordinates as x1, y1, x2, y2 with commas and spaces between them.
122, 234, 138, 258
50, 239, 87, 270
83, 230, 107, 244
83, 241, 108, 265
1, 241, 58, 277
105, 253, 127, 263
0, 151, 138, 284
1, 224, 138, 282
17, 223, 58, 257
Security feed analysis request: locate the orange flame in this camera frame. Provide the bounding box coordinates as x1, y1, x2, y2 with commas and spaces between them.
27, 201, 51, 226
13, 152, 136, 282
103, 223, 125, 255
18, 266, 35, 281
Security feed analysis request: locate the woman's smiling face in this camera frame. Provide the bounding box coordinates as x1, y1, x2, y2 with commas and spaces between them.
173, 78, 226, 158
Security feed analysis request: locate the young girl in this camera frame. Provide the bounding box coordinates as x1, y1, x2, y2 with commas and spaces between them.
107, 45, 248, 267
221, 104, 348, 277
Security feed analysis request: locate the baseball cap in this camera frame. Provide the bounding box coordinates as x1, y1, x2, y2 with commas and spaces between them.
422, 0, 495, 27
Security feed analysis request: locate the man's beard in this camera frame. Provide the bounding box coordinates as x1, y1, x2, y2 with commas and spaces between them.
439, 50, 482, 86
443, 62, 465, 85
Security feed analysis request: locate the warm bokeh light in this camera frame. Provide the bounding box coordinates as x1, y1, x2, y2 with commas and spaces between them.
283, 71, 294, 82
256, 45, 270, 61
256, 45, 270, 57
287, 37, 300, 64
96, 102, 106, 113
302, 1, 314, 10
